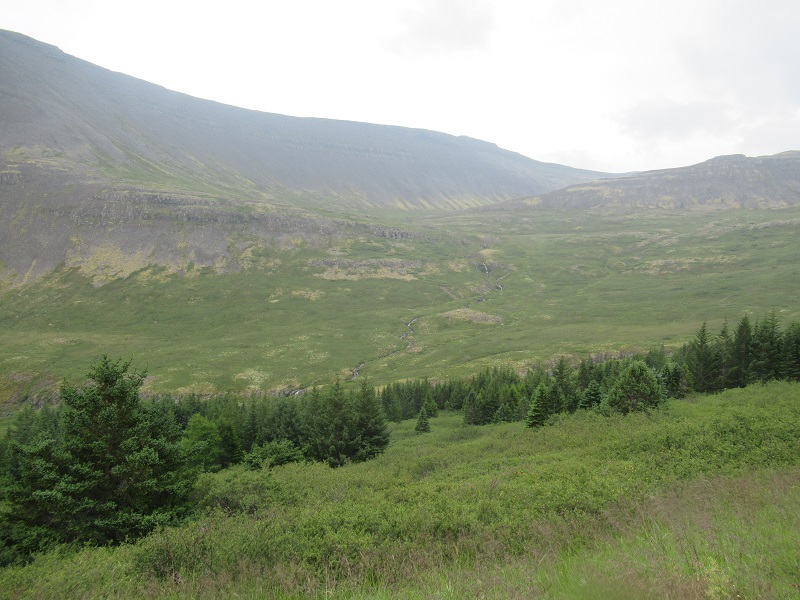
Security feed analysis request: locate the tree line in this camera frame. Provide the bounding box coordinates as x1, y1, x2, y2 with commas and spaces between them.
0, 358, 388, 564
1, 311, 797, 563
379, 312, 800, 427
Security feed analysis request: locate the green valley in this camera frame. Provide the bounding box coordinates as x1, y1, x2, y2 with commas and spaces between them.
2, 27, 800, 599
2, 205, 799, 405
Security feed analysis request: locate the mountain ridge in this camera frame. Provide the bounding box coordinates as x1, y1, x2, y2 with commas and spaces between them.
507, 151, 800, 211
0, 29, 610, 209
0, 28, 619, 285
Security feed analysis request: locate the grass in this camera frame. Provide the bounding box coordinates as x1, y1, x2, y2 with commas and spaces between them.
1, 205, 800, 405
1, 381, 799, 598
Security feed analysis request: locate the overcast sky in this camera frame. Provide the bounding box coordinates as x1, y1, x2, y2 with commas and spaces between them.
5, 0, 799, 172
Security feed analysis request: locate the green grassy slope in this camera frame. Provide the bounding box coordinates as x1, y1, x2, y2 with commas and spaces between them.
2, 381, 799, 598
2, 206, 799, 405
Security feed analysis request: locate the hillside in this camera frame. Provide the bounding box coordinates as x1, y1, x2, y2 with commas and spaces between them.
508, 151, 800, 210
1, 29, 799, 404
2, 382, 799, 598
0, 29, 615, 286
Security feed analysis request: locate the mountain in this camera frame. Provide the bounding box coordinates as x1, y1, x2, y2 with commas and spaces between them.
0, 29, 607, 207
2, 30, 798, 404
0, 29, 613, 285
512, 152, 800, 210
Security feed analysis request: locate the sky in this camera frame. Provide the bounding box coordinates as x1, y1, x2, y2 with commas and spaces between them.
4, 0, 799, 173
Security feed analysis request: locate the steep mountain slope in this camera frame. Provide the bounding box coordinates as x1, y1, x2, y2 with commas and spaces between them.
0, 30, 606, 208
512, 152, 800, 210
0, 29, 613, 285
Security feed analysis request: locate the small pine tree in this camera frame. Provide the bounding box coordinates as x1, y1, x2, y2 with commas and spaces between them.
181, 414, 223, 471
493, 400, 517, 423
662, 362, 690, 398
687, 320, 719, 393
607, 360, 664, 414
352, 378, 390, 462
415, 406, 430, 433
783, 321, 800, 382
579, 379, 603, 409
525, 395, 545, 428
422, 389, 438, 418
463, 388, 479, 425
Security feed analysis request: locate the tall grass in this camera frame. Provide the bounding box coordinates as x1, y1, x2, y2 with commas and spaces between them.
1, 381, 799, 598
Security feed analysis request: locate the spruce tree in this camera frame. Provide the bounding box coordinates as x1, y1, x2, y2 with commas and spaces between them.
731, 314, 753, 387
422, 388, 438, 418
303, 379, 389, 467
607, 360, 664, 414
351, 378, 390, 462
303, 380, 352, 467
530, 382, 553, 421
493, 399, 517, 423
3, 356, 194, 555
715, 320, 735, 390
552, 357, 577, 412
750, 312, 783, 382
783, 321, 800, 382
687, 321, 719, 393
181, 413, 223, 471
463, 388, 479, 425
579, 379, 603, 409
662, 362, 690, 398
415, 406, 430, 433
525, 394, 545, 428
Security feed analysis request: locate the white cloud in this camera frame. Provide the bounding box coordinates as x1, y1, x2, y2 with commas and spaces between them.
618, 99, 737, 140
389, 0, 496, 55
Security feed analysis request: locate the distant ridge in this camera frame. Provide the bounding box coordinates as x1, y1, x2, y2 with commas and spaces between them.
515, 152, 800, 210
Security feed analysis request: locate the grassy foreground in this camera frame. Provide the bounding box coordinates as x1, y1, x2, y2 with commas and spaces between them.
2, 381, 799, 598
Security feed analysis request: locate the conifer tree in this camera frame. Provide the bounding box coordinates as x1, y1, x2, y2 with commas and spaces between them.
552, 358, 578, 412
303, 379, 389, 467
415, 406, 430, 433
731, 314, 753, 387
463, 388, 479, 425
352, 378, 390, 462
715, 320, 735, 390
216, 419, 243, 468
607, 360, 664, 414
783, 321, 800, 382
303, 380, 352, 467
750, 312, 783, 382
525, 394, 546, 428
240, 402, 259, 453
687, 321, 719, 393
181, 413, 223, 471
662, 362, 690, 398
493, 399, 517, 423
3, 356, 194, 555
578, 379, 603, 409
476, 381, 500, 424
422, 388, 438, 418
530, 382, 555, 421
